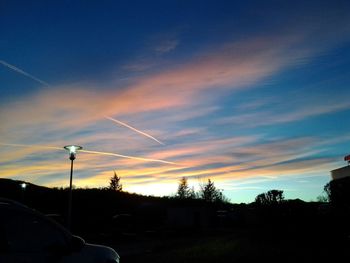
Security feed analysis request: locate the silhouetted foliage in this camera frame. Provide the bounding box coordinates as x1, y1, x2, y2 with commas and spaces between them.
255, 189, 284, 205
316, 183, 330, 202
316, 195, 328, 202
109, 171, 123, 192
329, 177, 350, 207
199, 179, 228, 203
323, 182, 331, 202
176, 177, 195, 199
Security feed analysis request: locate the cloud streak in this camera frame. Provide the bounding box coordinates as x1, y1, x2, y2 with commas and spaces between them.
0, 142, 177, 166
219, 97, 350, 128
0, 60, 50, 87
105, 116, 164, 145
80, 149, 176, 165
154, 39, 179, 54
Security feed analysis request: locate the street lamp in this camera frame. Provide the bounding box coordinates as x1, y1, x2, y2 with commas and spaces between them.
20, 182, 27, 202
64, 145, 82, 230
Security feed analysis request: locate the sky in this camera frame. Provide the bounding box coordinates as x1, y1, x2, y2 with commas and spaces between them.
1, 0, 350, 203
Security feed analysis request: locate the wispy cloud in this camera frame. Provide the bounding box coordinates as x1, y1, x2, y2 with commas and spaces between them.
1, 35, 308, 141
154, 38, 179, 54
0, 60, 50, 86
219, 95, 350, 128
1, 21, 349, 194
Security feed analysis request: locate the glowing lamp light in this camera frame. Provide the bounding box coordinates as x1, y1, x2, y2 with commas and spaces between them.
64, 145, 83, 160
21, 183, 27, 189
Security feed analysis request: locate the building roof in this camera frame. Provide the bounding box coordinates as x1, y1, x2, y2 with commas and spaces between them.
331, 165, 350, 181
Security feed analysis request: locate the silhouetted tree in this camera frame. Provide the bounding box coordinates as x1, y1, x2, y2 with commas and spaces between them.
199, 179, 228, 203
317, 195, 328, 202
329, 177, 350, 206
176, 177, 195, 199
255, 189, 284, 205
323, 182, 331, 202
255, 193, 266, 205
109, 171, 123, 192
316, 183, 331, 202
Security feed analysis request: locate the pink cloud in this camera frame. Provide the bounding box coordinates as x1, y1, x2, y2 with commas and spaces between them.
1, 30, 344, 190
219, 97, 350, 128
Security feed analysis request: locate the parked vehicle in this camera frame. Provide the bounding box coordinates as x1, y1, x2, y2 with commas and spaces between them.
0, 198, 120, 263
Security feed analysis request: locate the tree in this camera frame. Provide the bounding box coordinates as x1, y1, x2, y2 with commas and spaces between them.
316, 183, 331, 202
109, 171, 123, 192
328, 178, 350, 206
255, 189, 284, 205
323, 182, 331, 202
176, 177, 195, 199
317, 195, 328, 202
199, 179, 228, 203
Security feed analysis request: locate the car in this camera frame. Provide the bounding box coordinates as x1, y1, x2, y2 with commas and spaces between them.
0, 198, 120, 263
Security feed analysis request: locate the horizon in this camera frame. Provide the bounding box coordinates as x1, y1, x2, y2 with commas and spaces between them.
1, 0, 350, 203
0, 177, 324, 204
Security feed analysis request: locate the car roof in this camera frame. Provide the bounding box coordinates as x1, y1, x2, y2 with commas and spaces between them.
0, 197, 29, 208
0, 197, 72, 238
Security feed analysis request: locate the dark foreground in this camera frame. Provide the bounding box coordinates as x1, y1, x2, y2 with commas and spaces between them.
1, 179, 349, 263
87, 208, 349, 263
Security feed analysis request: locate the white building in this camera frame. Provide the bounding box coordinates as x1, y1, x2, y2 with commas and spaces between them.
331, 165, 350, 181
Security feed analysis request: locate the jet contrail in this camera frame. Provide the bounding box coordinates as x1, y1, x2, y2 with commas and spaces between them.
0, 143, 62, 151
105, 116, 164, 145
1, 142, 175, 165
0, 60, 50, 86
80, 149, 175, 164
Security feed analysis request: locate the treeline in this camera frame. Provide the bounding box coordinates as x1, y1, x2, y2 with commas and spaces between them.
1, 177, 349, 240
174, 177, 229, 203
108, 174, 288, 206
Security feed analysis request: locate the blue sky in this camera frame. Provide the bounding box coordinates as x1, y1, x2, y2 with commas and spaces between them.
1, 0, 350, 203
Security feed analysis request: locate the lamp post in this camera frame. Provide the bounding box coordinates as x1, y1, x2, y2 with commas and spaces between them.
64, 145, 82, 230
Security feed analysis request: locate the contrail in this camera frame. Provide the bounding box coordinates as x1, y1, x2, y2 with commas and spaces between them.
105, 116, 164, 145
80, 149, 175, 165
1, 142, 175, 165
0, 60, 50, 86
0, 143, 62, 151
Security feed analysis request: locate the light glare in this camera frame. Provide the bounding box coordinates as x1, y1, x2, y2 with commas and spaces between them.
69, 146, 76, 153
64, 145, 83, 154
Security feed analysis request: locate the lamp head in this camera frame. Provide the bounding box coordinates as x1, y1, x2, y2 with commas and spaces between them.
21, 183, 27, 189
64, 145, 83, 160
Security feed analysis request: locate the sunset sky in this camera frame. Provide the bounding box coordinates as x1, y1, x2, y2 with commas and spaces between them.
1, 0, 350, 203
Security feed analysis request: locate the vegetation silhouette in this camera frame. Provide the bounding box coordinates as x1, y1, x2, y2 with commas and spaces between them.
328, 178, 350, 207
199, 179, 229, 203
0, 177, 349, 263
109, 171, 123, 192
254, 189, 284, 206
175, 177, 195, 200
